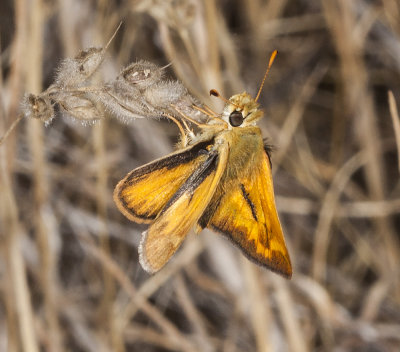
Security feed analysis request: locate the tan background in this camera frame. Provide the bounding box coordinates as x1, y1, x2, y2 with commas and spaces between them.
0, 0, 400, 351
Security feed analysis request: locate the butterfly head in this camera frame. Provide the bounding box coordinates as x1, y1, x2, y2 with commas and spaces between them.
223, 92, 264, 128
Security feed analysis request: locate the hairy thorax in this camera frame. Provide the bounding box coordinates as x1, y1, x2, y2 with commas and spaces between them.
217, 126, 264, 183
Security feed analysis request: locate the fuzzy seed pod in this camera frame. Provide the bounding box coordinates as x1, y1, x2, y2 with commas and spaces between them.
55, 47, 105, 87
21, 93, 55, 124
117, 60, 165, 90
57, 93, 103, 122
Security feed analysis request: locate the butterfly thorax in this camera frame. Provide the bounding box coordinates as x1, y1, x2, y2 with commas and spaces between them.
216, 126, 264, 183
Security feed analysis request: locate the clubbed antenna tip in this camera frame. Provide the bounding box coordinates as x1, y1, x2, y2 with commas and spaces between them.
209, 89, 240, 109
255, 50, 278, 102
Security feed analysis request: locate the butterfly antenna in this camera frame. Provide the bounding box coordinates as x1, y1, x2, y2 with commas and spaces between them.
210, 89, 240, 109
255, 50, 277, 102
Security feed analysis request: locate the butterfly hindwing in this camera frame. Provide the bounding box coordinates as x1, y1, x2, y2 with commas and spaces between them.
139, 143, 229, 273
205, 151, 292, 278
113, 139, 215, 224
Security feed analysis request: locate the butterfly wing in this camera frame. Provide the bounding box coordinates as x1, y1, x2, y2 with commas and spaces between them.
202, 151, 292, 278
114, 139, 216, 224
139, 143, 229, 273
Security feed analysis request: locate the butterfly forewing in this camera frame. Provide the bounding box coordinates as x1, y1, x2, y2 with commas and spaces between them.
139, 143, 229, 273
114, 139, 215, 223
206, 152, 292, 278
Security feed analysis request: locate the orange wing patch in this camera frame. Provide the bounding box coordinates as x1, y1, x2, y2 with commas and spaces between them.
139, 144, 229, 273
206, 152, 292, 278
114, 139, 214, 223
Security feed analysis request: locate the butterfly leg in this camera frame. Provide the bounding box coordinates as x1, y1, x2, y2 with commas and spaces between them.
192, 104, 228, 125
163, 113, 193, 147
171, 103, 227, 130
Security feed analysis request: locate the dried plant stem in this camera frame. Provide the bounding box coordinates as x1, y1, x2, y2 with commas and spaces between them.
1, 0, 30, 349
201, 0, 224, 95
82, 237, 199, 352
92, 18, 120, 349
174, 275, 213, 351
214, 18, 243, 95
322, 0, 400, 290
278, 196, 400, 218
271, 276, 309, 352
8, 228, 39, 352
242, 260, 275, 352
7, 0, 26, 135
179, 29, 204, 84
56, 0, 78, 56
388, 91, 400, 173
382, 0, 400, 32
158, 23, 207, 103
0, 114, 23, 146
26, 0, 62, 349
124, 324, 185, 350
361, 278, 392, 320
312, 152, 366, 281
294, 275, 336, 347
93, 121, 117, 345
1, 135, 38, 352
204, 0, 220, 79
118, 237, 204, 329
273, 64, 328, 171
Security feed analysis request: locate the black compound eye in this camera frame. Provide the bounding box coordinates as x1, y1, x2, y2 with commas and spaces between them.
229, 111, 244, 127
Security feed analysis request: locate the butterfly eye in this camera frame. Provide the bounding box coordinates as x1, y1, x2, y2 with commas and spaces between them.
229, 111, 244, 127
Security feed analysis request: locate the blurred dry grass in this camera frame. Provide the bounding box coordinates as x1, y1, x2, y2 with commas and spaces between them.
1, 0, 400, 351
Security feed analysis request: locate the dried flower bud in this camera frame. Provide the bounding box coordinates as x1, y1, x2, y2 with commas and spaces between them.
58, 93, 103, 123
144, 80, 187, 109
97, 88, 154, 123
22, 93, 55, 124
145, 80, 204, 120
118, 61, 164, 90
55, 47, 105, 87
97, 61, 166, 122
54, 23, 122, 88
98, 60, 207, 124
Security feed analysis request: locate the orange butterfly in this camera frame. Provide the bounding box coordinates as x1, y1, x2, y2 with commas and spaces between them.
114, 51, 292, 278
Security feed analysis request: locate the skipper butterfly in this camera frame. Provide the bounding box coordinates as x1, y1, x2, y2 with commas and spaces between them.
114, 51, 292, 278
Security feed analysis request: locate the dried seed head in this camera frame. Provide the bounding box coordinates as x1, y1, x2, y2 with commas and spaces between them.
75, 47, 104, 76
98, 87, 156, 123
55, 47, 105, 87
100, 63, 204, 123
22, 93, 55, 124
58, 93, 103, 122
144, 80, 188, 108
54, 23, 122, 88
118, 60, 164, 89
98, 61, 167, 122
145, 80, 203, 120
